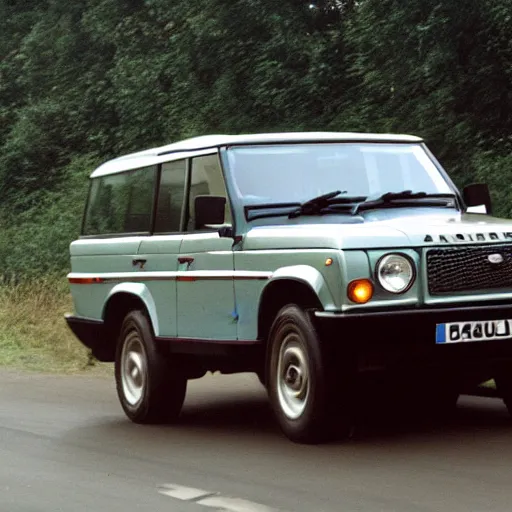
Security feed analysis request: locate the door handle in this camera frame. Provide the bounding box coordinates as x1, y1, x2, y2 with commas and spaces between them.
178, 256, 195, 265
132, 258, 147, 269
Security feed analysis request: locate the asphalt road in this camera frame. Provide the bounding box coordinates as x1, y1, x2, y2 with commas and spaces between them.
1, 369, 512, 512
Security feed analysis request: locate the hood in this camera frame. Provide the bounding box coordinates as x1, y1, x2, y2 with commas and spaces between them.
242, 209, 512, 250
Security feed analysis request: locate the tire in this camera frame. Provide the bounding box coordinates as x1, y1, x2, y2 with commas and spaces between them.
115, 310, 187, 424
267, 304, 353, 444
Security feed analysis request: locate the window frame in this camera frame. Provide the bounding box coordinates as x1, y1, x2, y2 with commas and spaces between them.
80, 164, 159, 239
79, 149, 232, 239
184, 153, 233, 234
152, 158, 190, 236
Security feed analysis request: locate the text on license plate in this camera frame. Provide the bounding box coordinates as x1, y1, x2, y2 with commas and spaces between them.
436, 319, 512, 344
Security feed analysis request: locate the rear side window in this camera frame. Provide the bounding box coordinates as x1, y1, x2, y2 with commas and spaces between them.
83, 166, 157, 236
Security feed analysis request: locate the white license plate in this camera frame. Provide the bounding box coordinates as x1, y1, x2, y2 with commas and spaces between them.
436, 319, 512, 344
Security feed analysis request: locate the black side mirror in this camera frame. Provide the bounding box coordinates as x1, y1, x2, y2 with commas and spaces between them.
194, 195, 226, 229
462, 183, 492, 215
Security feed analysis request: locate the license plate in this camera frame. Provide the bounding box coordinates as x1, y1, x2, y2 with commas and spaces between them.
436, 319, 512, 344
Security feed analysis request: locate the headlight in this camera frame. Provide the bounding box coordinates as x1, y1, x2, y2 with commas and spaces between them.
377, 254, 415, 294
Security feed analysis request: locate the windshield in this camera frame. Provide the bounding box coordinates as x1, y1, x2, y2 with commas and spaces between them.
226, 143, 453, 205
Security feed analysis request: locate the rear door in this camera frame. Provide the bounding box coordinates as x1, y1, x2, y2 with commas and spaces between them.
69, 166, 157, 321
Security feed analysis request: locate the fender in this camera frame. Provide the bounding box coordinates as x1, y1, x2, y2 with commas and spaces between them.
103, 282, 160, 336
262, 265, 337, 311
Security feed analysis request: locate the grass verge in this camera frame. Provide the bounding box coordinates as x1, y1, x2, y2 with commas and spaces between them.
0, 278, 112, 375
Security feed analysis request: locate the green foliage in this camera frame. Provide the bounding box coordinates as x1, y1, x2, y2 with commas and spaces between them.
473, 150, 512, 219
0, 154, 98, 279
0, 0, 511, 278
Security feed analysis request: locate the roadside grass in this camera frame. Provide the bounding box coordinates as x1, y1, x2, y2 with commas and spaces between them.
479, 379, 497, 390
0, 278, 112, 375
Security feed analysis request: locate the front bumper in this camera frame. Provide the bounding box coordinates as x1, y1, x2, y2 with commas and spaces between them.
315, 302, 512, 380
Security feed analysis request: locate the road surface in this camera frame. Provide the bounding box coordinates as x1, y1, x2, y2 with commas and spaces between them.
1, 369, 511, 512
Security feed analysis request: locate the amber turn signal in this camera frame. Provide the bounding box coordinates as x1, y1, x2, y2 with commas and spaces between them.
347, 279, 374, 304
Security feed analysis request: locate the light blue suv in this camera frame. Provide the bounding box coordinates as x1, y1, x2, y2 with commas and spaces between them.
66, 132, 512, 443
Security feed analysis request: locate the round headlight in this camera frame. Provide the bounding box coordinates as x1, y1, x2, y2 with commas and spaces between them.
377, 254, 415, 294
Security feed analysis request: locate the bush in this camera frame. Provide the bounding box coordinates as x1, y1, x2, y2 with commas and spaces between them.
0, 154, 99, 281
472, 149, 512, 219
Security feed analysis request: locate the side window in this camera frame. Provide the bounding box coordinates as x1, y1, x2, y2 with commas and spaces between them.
187, 154, 232, 232
154, 159, 187, 234
83, 166, 157, 236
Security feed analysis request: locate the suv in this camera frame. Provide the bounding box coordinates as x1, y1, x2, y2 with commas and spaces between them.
66, 132, 512, 444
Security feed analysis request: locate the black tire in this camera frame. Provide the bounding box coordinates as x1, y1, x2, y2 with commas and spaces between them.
115, 310, 187, 424
267, 304, 353, 444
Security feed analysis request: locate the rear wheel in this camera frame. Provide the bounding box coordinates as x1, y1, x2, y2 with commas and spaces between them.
267, 305, 353, 444
115, 310, 187, 424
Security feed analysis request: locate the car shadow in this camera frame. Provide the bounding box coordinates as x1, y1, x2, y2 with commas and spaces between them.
173, 387, 512, 445
58, 380, 512, 451
179, 394, 279, 435
347, 394, 510, 443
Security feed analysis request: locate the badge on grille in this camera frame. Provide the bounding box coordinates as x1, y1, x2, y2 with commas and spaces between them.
488, 253, 504, 264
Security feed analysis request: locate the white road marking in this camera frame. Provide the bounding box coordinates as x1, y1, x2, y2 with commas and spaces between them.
158, 483, 280, 512
197, 495, 277, 512
158, 483, 213, 501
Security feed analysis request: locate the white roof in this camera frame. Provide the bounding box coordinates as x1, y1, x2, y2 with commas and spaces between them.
90, 131, 424, 177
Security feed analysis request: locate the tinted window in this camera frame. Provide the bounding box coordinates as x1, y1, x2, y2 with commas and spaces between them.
154, 159, 187, 233
187, 154, 232, 231
83, 166, 157, 236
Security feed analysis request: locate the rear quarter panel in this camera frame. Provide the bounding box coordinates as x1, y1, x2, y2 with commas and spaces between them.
68, 237, 145, 320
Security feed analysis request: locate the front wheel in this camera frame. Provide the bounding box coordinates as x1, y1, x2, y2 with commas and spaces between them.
267, 305, 353, 444
115, 310, 187, 424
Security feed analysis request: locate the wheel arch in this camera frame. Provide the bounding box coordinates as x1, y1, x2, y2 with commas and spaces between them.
99, 283, 159, 362
257, 265, 336, 344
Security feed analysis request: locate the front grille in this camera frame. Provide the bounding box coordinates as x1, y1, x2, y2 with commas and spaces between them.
427, 244, 512, 294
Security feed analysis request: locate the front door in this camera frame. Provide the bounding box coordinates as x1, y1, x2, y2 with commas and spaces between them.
176, 153, 236, 341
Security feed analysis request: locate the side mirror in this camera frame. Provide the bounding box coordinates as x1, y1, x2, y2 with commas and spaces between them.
194, 195, 226, 229
462, 183, 492, 215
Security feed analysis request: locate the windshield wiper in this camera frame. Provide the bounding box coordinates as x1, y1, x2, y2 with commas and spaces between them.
243, 191, 365, 221
350, 190, 457, 215
288, 190, 366, 219
244, 202, 301, 221
244, 190, 456, 221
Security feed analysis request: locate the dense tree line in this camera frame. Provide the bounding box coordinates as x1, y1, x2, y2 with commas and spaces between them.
0, 0, 510, 277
